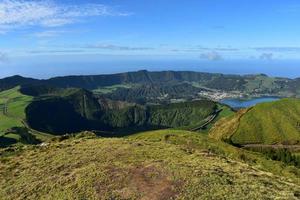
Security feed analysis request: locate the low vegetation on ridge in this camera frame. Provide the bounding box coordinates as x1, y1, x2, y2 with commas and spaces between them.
1, 130, 299, 200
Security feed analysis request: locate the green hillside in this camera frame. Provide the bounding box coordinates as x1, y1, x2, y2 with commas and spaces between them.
0, 87, 52, 147
25, 87, 225, 134
25, 88, 103, 134
210, 98, 300, 145
1, 130, 299, 199
0, 85, 300, 199
0, 87, 32, 131
102, 83, 204, 104
0, 86, 230, 139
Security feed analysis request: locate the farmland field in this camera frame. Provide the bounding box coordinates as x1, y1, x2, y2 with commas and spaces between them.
0, 87, 51, 147
0, 87, 32, 134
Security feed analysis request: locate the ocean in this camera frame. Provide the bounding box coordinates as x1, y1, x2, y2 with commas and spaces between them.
1, 55, 300, 79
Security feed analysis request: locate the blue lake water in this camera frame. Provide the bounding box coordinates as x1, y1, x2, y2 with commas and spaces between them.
220, 97, 281, 108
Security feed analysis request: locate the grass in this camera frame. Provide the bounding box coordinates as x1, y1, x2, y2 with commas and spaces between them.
0, 87, 53, 147
129, 130, 300, 180
4, 133, 21, 140
0, 129, 299, 199
0, 87, 32, 133
210, 98, 300, 145
171, 104, 235, 134
209, 109, 248, 141
232, 99, 300, 145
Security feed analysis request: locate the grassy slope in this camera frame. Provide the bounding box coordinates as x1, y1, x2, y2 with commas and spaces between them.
0, 87, 31, 132
0, 129, 299, 200
148, 100, 216, 129
232, 99, 300, 144
209, 109, 248, 142
0, 87, 52, 146
210, 98, 300, 145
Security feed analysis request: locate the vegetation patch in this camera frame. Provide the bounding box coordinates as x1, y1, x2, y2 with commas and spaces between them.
93, 84, 134, 94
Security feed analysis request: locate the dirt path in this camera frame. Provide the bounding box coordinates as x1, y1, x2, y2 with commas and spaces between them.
242, 144, 300, 151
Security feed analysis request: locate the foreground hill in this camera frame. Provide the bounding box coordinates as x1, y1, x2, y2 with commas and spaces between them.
1, 130, 299, 199
210, 98, 300, 145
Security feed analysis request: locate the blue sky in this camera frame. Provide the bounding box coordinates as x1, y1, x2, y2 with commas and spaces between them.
1, 0, 300, 77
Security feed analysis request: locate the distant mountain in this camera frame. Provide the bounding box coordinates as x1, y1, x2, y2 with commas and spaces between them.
104, 82, 205, 104
0, 70, 291, 90
42, 70, 294, 94
1, 70, 300, 103
0, 75, 39, 91
45, 70, 216, 89
209, 98, 300, 145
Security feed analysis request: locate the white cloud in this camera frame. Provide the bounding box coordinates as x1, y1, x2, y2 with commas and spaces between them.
85, 44, 154, 51
254, 47, 300, 52
0, 52, 8, 63
259, 53, 273, 60
200, 52, 223, 61
0, 0, 131, 33
28, 49, 86, 54
33, 30, 68, 38
170, 46, 239, 53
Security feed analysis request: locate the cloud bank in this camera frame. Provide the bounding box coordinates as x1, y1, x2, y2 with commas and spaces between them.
259, 53, 273, 60
254, 47, 300, 52
85, 44, 154, 51
0, 0, 131, 33
200, 52, 223, 61
0, 52, 8, 63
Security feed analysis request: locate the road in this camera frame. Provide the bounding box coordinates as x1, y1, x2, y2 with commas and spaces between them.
190, 109, 223, 131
